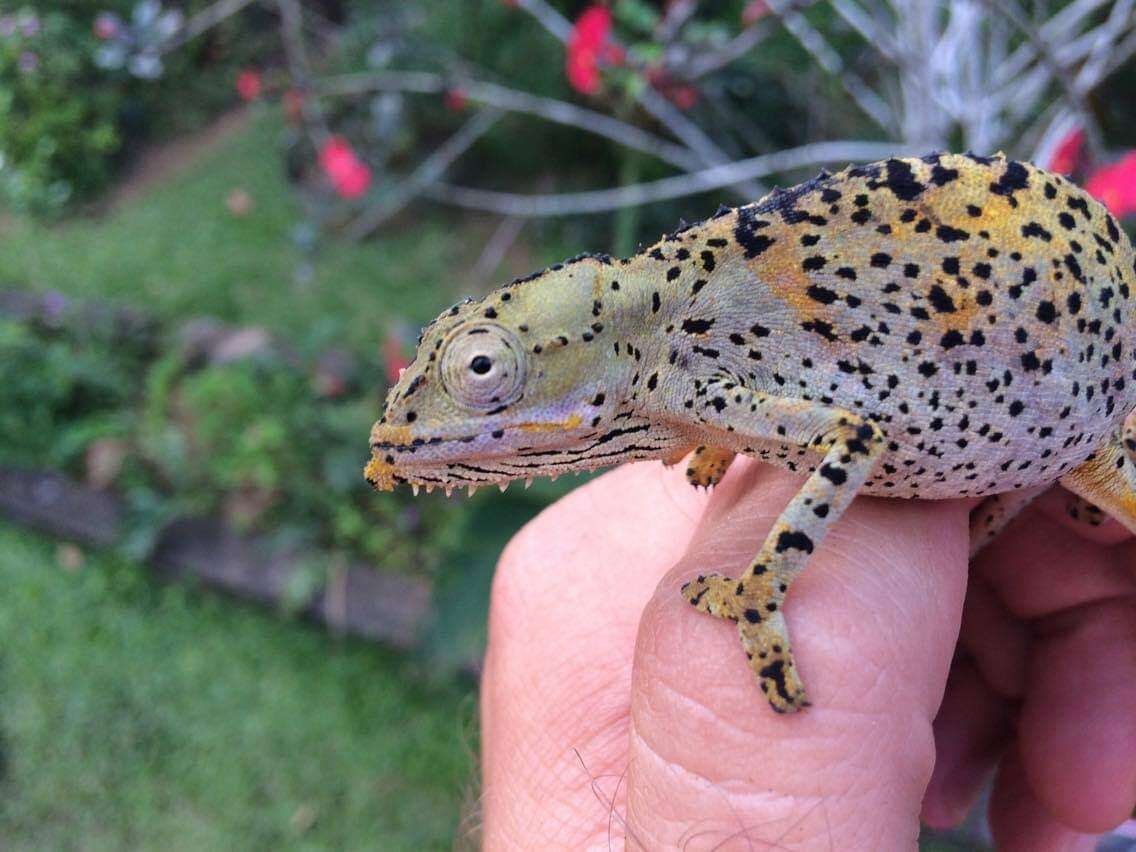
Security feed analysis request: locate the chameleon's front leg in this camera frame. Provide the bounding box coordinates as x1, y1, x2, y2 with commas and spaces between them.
676, 381, 885, 713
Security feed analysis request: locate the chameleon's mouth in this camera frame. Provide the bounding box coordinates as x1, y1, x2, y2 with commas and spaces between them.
364, 415, 590, 495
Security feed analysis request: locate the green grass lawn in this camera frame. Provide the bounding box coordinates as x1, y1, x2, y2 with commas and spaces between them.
0, 523, 476, 850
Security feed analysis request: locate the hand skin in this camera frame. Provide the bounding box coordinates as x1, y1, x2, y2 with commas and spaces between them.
480, 457, 1136, 850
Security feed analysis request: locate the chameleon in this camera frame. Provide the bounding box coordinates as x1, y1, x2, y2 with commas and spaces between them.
365, 152, 1136, 714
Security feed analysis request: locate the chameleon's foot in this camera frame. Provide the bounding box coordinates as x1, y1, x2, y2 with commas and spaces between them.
1067, 495, 1106, 527
680, 572, 810, 713
680, 572, 741, 619
684, 445, 736, 488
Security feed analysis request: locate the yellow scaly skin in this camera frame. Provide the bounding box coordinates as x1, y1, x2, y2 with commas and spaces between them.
367, 152, 1136, 713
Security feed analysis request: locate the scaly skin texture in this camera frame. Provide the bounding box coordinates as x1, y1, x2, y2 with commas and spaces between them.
366, 152, 1136, 713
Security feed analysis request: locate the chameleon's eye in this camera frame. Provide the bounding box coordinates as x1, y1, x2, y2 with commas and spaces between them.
440, 323, 526, 410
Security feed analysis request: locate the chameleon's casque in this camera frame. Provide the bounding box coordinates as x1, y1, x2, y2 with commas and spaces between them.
367, 152, 1136, 713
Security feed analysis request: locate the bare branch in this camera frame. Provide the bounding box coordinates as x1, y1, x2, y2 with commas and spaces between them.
278, 0, 330, 144
513, 0, 573, 43
764, 0, 895, 132
314, 71, 704, 172
346, 109, 502, 241
423, 141, 903, 217
684, 20, 777, 79
467, 216, 526, 292
162, 0, 259, 53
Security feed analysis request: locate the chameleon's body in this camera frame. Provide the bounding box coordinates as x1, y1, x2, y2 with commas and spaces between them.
367, 152, 1136, 713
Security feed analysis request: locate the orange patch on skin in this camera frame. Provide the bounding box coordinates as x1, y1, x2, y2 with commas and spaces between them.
518, 414, 583, 433
369, 422, 414, 446
363, 455, 397, 491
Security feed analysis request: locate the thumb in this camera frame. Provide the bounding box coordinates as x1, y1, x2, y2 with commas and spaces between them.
624, 461, 968, 849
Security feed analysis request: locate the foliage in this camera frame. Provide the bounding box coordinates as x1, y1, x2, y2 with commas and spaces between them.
0, 317, 141, 467
0, 1, 274, 214
0, 10, 121, 212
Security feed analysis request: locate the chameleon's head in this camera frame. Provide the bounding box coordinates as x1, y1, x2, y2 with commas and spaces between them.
366, 256, 672, 493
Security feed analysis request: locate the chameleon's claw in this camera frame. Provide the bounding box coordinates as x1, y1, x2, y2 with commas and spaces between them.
411, 483, 420, 496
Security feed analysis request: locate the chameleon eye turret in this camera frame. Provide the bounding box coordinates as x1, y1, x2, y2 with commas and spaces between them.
368, 152, 1136, 714
439, 323, 527, 411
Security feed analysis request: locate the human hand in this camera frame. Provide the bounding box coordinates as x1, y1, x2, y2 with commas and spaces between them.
479, 458, 1136, 850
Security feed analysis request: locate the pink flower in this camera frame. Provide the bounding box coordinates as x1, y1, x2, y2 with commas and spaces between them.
319, 136, 373, 200
1048, 128, 1085, 176
1085, 151, 1136, 218
93, 12, 120, 40
566, 5, 620, 95
236, 69, 262, 102
444, 88, 468, 112
742, 0, 769, 25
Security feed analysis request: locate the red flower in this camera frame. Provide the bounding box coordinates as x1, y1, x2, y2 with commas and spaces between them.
667, 84, 699, 110
319, 136, 373, 200
566, 5, 620, 95
236, 69, 262, 102
1086, 151, 1136, 219
444, 88, 468, 112
1048, 128, 1085, 176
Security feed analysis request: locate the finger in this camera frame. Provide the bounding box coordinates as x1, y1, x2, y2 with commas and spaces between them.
1018, 597, 1136, 833
480, 460, 710, 846
958, 573, 1030, 699
922, 659, 1011, 828
975, 505, 1136, 619
624, 461, 969, 849
989, 748, 1099, 852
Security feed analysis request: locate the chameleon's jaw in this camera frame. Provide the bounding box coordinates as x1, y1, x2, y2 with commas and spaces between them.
364, 415, 596, 495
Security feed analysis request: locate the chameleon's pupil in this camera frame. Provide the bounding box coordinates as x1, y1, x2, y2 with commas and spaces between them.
470, 355, 493, 375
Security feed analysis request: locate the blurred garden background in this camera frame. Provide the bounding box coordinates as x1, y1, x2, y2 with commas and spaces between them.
0, 0, 1133, 848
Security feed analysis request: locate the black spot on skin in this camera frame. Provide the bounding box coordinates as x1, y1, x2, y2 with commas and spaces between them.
802, 319, 838, 342
942, 257, 960, 275
904, 263, 920, 278
819, 463, 847, 485
483, 307, 498, 318
881, 158, 926, 201
918, 361, 939, 377
734, 208, 775, 258
744, 608, 762, 624
1036, 301, 1057, 323
667, 266, 681, 281
651, 292, 661, 313
802, 255, 827, 271
1022, 222, 1053, 241
930, 165, 960, 186
700, 250, 716, 272
1058, 211, 1076, 230
806, 285, 839, 304
940, 330, 965, 349
927, 285, 957, 313
936, 225, 970, 243
759, 658, 794, 705
776, 530, 815, 553
682, 318, 715, 334
751, 323, 771, 337
990, 161, 1029, 197
973, 262, 992, 279
870, 252, 892, 268
836, 267, 857, 280
800, 233, 821, 247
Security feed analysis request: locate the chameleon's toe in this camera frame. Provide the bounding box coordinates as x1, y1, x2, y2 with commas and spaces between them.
743, 637, 810, 714
1067, 495, 1106, 527
681, 572, 741, 620
684, 445, 737, 489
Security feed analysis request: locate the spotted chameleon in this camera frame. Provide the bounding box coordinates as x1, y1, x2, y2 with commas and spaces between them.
366, 152, 1136, 714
